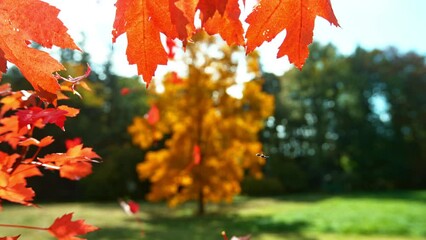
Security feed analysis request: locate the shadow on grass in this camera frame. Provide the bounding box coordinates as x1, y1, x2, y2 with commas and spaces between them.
85, 214, 314, 240
240, 190, 426, 204
332, 190, 426, 203
85, 226, 145, 240
143, 213, 314, 240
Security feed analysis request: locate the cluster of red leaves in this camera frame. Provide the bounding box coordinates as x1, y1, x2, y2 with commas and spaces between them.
0, 83, 100, 239
112, 0, 340, 86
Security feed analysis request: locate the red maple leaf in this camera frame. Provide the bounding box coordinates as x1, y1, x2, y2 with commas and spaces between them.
48, 213, 99, 240
245, 0, 340, 69
170, 72, 183, 84
128, 200, 140, 214
197, 0, 228, 23
0, 0, 79, 101
113, 0, 168, 87
0, 49, 6, 76
65, 138, 82, 150
120, 87, 131, 96
16, 107, 68, 130
145, 105, 160, 125
166, 38, 177, 59
118, 199, 140, 215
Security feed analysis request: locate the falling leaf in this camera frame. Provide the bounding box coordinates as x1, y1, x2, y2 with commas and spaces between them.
128, 200, 140, 214
146, 105, 160, 125
193, 145, 201, 165
120, 87, 131, 96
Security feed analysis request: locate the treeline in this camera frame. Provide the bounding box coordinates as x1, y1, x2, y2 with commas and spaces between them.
248, 43, 426, 195
2, 42, 425, 201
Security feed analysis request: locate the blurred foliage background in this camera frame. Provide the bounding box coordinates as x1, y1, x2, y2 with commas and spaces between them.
2, 35, 425, 202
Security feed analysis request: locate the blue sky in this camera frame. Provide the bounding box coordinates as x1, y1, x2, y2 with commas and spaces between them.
45, 0, 426, 77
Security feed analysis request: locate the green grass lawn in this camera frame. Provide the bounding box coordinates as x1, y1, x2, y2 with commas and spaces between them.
1, 191, 425, 240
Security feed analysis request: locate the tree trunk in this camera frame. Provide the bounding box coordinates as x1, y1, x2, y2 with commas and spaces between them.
197, 187, 205, 215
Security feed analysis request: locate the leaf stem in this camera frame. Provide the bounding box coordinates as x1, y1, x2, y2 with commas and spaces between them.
27, 161, 60, 170
31, 147, 42, 162
0, 223, 48, 231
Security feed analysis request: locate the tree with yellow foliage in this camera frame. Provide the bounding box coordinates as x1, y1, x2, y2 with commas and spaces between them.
128, 32, 273, 215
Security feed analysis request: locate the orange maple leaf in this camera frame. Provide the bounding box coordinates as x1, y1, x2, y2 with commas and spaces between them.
0, 91, 24, 116
39, 144, 100, 180
48, 213, 99, 240
204, 0, 244, 46
0, 152, 41, 206
0, 116, 28, 149
0, 0, 79, 101
0, 173, 35, 206
245, 0, 340, 69
146, 0, 194, 42
112, 0, 168, 87
175, 0, 198, 38
57, 105, 80, 118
